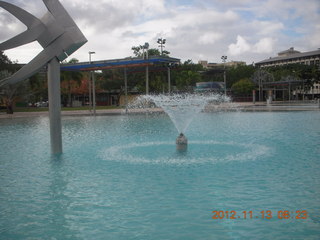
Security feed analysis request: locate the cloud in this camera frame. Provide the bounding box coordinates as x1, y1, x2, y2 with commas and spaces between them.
0, 0, 319, 65
198, 32, 223, 45
0, 9, 25, 42
252, 20, 284, 36
61, 0, 167, 33
253, 38, 276, 54
228, 36, 275, 56
228, 35, 251, 56
308, 24, 320, 48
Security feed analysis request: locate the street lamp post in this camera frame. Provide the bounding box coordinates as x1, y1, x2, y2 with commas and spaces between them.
89, 51, 95, 114
157, 38, 166, 55
143, 42, 149, 95
259, 68, 262, 102
302, 79, 305, 101
221, 55, 227, 96
289, 81, 291, 102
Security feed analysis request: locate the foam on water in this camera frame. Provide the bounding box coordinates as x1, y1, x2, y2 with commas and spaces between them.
101, 140, 271, 165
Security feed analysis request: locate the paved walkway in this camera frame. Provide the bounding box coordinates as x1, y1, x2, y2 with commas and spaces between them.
0, 102, 319, 119
0, 108, 163, 119
235, 101, 320, 112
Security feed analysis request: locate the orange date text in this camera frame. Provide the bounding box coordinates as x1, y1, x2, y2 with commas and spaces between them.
211, 210, 308, 220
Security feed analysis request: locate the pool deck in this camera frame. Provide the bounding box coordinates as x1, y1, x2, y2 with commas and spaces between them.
0, 101, 319, 119
0, 108, 164, 119
230, 101, 320, 112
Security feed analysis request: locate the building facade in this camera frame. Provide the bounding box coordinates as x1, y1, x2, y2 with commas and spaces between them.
198, 60, 246, 69
255, 47, 320, 68
256, 48, 320, 100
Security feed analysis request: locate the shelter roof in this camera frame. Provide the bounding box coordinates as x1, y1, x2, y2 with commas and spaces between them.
60, 56, 180, 72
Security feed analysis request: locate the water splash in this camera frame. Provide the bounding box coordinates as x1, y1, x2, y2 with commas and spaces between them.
130, 93, 231, 134
100, 141, 270, 165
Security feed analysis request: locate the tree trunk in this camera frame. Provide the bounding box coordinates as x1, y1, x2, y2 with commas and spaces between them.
6, 103, 13, 114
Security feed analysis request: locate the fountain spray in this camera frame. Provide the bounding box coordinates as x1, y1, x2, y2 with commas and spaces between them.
133, 93, 230, 151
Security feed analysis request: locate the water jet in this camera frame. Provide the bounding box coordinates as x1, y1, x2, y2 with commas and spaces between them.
132, 93, 230, 150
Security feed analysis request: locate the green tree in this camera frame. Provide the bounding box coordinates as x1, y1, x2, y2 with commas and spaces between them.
176, 70, 201, 90
172, 60, 203, 90
101, 68, 125, 90
0, 51, 14, 72
0, 70, 30, 114
129, 45, 171, 93
61, 58, 83, 106
251, 69, 274, 85
231, 78, 255, 95
226, 65, 256, 88
1, 51, 48, 109
261, 64, 320, 93
1, 52, 21, 113
131, 45, 170, 57
28, 73, 48, 103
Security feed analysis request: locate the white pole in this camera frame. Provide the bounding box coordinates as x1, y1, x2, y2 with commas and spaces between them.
89, 52, 95, 113
124, 68, 128, 113
224, 69, 226, 96
221, 55, 227, 96
289, 82, 291, 102
146, 66, 149, 95
259, 69, 262, 101
92, 71, 96, 116
88, 72, 92, 112
48, 57, 62, 154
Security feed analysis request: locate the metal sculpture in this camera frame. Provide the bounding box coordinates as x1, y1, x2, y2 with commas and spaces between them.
0, 0, 87, 154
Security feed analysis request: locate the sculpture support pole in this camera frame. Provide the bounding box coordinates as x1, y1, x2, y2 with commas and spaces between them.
48, 57, 62, 154
0, 0, 86, 155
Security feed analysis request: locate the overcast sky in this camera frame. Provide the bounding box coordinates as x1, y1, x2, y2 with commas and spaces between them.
0, 0, 319, 64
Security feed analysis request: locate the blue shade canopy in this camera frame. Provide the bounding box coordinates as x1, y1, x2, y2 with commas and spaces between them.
60, 56, 181, 72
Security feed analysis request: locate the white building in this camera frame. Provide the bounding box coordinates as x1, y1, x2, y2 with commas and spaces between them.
256, 48, 320, 99
256, 47, 320, 68
198, 60, 246, 69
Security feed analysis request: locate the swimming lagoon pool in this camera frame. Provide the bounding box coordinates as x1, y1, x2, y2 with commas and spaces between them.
0, 111, 320, 239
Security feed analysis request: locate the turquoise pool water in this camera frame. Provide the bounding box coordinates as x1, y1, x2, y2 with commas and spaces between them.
0, 111, 320, 239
